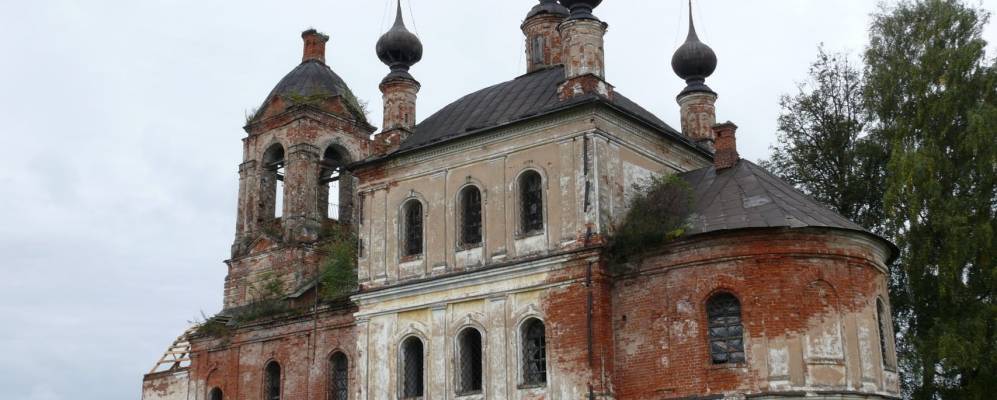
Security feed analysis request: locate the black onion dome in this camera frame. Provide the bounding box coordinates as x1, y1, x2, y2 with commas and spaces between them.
558, 0, 602, 20
376, 1, 423, 74
527, 0, 569, 19
671, 8, 718, 94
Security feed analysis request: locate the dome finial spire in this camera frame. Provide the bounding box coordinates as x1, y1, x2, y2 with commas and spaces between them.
687, 0, 699, 41
393, 0, 404, 28
376, 0, 423, 77
671, 0, 718, 96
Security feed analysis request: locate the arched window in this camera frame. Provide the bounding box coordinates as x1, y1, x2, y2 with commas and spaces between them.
707, 293, 745, 364
521, 318, 547, 386
877, 298, 895, 369
264, 361, 281, 400
328, 352, 349, 400
402, 200, 424, 257
401, 337, 424, 398
209, 387, 223, 400
456, 328, 483, 395
459, 186, 483, 248
519, 171, 544, 235
321, 146, 353, 222
262, 145, 286, 220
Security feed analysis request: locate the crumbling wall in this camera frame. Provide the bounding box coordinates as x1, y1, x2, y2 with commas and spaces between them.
142, 370, 190, 400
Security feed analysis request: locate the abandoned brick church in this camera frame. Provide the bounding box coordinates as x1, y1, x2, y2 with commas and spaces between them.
142, 1, 901, 399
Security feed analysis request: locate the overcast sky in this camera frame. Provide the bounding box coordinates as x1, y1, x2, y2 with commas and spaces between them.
0, 1, 994, 399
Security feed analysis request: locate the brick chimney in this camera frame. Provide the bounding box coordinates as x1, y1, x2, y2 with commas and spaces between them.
302, 29, 329, 64
557, 0, 613, 100
712, 122, 739, 170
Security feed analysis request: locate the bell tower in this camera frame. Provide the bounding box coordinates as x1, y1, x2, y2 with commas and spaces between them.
226, 29, 376, 309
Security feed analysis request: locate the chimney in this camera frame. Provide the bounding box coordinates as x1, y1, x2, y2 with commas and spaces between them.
557, 0, 613, 100
302, 29, 329, 64
712, 122, 739, 170
522, 0, 568, 73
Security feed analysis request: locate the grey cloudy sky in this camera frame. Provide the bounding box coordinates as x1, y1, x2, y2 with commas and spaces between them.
0, 1, 993, 399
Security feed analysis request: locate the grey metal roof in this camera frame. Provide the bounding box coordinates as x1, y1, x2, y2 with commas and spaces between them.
679, 160, 868, 235
254, 60, 365, 122
397, 66, 687, 152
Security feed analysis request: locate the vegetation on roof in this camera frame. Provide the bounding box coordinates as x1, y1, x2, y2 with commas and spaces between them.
604, 174, 693, 274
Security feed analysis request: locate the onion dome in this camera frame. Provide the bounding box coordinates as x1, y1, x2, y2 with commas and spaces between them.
558, 0, 602, 20
527, 0, 569, 19
671, 4, 718, 95
376, 1, 423, 81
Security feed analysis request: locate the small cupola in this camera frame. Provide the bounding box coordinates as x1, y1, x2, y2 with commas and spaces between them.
671, 2, 718, 96
522, 0, 569, 73
559, 0, 603, 21
376, 1, 423, 82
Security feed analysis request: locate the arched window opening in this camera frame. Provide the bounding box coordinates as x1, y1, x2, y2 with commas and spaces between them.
401, 337, 424, 398
531, 36, 546, 65
456, 328, 483, 395
521, 319, 547, 386
262, 145, 286, 220
459, 186, 483, 248
328, 352, 349, 400
321, 146, 352, 222
707, 293, 745, 364
209, 387, 223, 400
403, 200, 424, 257
519, 171, 544, 235
877, 298, 895, 369
264, 361, 282, 400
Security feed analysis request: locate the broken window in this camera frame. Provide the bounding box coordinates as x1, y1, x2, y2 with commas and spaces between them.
877, 298, 895, 369
262, 145, 286, 220
209, 388, 223, 400
521, 318, 547, 386
328, 352, 349, 400
520, 171, 544, 235
457, 328, 483, 395
401, 337, 424, 398
459, 186, 483, 248
264, 361, 281, 400
321, 146, 352, 222
707, 293, 745, 364
403, 200, 423, 256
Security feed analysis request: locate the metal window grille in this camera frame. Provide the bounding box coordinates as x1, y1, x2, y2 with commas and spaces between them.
265, 362, 281, 400
520, 172, 544, 234
402, 338, 424, 398
405, 201, 424, 256
460, 187, 482, 247
707, 293, 745, 364
457, 329, 483, 394
210, 388, 223, 400
329, 353, 349, 400
522, 320, 547, 386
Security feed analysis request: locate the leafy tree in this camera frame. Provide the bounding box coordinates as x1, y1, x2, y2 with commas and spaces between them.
763, 46, 888, 231
865, 0, 996, 398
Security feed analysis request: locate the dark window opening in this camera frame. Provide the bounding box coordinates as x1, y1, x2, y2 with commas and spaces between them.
209, 388, 223, 400
707, 293, 745, 364
457, 328, 483, 395
403, 201, 424, 256
329, 352, 349, 400
520, 171, 544, 235
401, 337, 424, 398
263, 145, 286, 220
265, 361, 281, 400
531, 36, 545, 65
459, 186, 483, 248
877, 299, 895, 369
522, 319, 547, 386
321, 146, 352, 222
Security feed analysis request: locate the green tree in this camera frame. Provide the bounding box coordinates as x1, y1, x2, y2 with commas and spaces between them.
763, 46, 888, 231
865, 0, 996, 398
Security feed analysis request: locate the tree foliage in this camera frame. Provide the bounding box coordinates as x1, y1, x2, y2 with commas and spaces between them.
319, 224, 359, 301
605, 174, 693, 272
865, 1, 996, 398
763, 46, 888, 230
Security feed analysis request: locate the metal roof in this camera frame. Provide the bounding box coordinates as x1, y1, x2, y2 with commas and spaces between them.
254, 60, 365, 122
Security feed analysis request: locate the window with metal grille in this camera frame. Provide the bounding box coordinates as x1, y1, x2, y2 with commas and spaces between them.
521, 319, 547, 386
401, 337, 424, 398
264, 361, 281, 400
209, 388, 223, 400
457, 328, 483, 395
403, 200, 423, 256
459, 186, 482, 248
707, 293, 745, 364
328, 352, 348, 400
877, 299, 895, 369
520, 171, 544, 235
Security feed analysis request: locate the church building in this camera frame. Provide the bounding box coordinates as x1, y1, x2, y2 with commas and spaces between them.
142, 1, 901, 399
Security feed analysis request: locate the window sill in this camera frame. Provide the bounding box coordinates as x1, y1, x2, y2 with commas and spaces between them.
517, 383, 547, 390
709, 362, 747, 370
514, 231, 545, 240
399, 254, 423, 263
